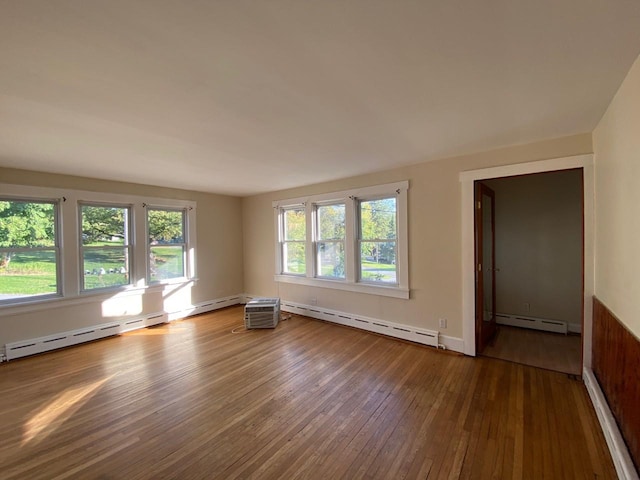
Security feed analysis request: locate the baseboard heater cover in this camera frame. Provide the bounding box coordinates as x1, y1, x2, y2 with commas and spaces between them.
4, 313, 168, 361
584, 368, 638, 480
496, 313, 568, 334
2, 294, 244, 362
280, 300, 439, 348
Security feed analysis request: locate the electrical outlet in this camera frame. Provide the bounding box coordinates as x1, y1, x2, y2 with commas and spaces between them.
310, 297, 317, 306
438, 318, 447, 329
524, 302, 530, 312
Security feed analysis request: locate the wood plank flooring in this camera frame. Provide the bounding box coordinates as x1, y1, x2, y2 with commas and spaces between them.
0, 306, 615, 479
482, 325, 582, 375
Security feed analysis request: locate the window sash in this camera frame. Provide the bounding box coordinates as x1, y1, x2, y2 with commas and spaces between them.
0, 198, 61, 303
79, 203, 132, 291
147, 208, 188, 283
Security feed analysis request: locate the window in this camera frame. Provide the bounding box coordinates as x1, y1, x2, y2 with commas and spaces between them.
147, 208, 187, 283
281, 207, 306, 275
274, 181, 408, 299
358, 197, 397, 284
316, 203, 345, 279
0, 198, 60, 302
80, 204, 132, 291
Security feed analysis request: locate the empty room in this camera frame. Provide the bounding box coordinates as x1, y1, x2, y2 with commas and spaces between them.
1, 2, 639, 479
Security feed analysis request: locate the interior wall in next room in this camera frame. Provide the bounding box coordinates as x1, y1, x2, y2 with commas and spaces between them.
484, 169, 583, 329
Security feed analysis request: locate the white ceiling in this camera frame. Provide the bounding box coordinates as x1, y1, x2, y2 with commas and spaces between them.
1, 1, 639, 196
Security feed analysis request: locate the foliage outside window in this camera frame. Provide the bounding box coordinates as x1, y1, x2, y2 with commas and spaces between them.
358, 198, 397, 284
81, 204, 132, 291
148, 208, 187, 283
0, 199, 59, 301
316, 203, 345, 279
282, 207, 306, 275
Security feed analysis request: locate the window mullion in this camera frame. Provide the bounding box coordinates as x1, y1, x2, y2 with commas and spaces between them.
344, 196, 356, 283
305, 202, 314, 278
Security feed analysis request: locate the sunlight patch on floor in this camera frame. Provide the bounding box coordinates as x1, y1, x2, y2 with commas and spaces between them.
22, 374, 114, 446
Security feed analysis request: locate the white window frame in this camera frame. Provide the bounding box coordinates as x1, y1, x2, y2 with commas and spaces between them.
279, 205, 307, 276
146, 206, 191, 284
79, 202, 133, 292
274, 181, 409, 299
357, 195, 398, 285
0, 195, 62, 304
0, 182, 196, 314
314, 201, 346, 280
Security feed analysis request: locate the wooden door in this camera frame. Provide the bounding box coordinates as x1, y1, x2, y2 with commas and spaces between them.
475, 182, 496, 353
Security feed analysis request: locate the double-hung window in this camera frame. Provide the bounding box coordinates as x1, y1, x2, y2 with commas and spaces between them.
358, 197, 397, 284
274, 181, 408, 299
315, 203, 345, 279
80, 204, 132, 291
281, 206, 306, 275
0, 198, 60, 302
147, 207, 187, 283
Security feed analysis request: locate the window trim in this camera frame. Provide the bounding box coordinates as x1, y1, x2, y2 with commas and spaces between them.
273, 181, 409, 299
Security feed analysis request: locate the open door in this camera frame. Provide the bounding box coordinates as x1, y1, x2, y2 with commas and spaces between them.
475, 182, 496, 353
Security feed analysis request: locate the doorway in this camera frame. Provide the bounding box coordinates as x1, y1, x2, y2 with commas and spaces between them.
474, 169, 584, 375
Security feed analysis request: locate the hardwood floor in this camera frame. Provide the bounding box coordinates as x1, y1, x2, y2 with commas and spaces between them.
0, 306, 615, 479
482, 325, 582, 375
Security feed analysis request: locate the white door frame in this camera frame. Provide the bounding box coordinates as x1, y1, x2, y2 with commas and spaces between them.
459, 154, 594, 367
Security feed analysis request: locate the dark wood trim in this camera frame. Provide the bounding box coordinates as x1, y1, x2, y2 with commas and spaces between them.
592, 296, 640, 472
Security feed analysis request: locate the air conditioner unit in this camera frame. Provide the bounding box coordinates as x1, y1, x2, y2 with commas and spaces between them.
245, 298, 281, 329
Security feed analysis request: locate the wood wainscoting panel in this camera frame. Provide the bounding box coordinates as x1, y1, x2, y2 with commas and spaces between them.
593, 296, 640, 473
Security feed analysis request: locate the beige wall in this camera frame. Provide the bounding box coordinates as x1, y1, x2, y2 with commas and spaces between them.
0, 168, 244, 345
243, 134, 592, 340
593, 54, 640, 338
484, 170, 583, 326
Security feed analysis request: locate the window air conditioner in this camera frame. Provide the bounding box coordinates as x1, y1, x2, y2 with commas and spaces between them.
244, 298, 281, 329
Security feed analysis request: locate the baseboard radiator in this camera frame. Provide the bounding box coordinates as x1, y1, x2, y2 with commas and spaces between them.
496, 312, 568, 334
3, 295, 243, 362
278, 300, 439, 348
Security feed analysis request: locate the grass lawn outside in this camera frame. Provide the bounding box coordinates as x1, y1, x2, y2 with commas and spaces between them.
1, 243, 183, 296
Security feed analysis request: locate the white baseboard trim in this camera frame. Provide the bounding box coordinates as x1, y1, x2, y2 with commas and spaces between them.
244, 295, 465, 353
165, 294, 243, 321
568, 322, 582, 334
439, 335, 465, 353
2, 294, 244, 362
496, 312, 568, 334
583, 367, 638, 480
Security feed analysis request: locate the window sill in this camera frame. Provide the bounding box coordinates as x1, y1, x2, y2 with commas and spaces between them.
274, 274, 409, 299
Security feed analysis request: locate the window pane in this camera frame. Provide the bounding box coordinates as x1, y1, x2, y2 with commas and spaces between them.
83, 248, 130, 289
150, 245, 185, 281
0, 250, 57, 299
318, 204, 345, 240
0, 200, 55, 248
283, 242, 305, 274
360, 198, 396, 240
82, 205, 129, 246
317, 242, 344, 278
360, 241, 397, 283
284, 208, 305, 241
148, 209, 184, 245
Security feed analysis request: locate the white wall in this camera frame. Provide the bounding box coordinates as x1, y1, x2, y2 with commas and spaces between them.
484, 169, 583, 326
243, 134, 593, 344
0, 167, 244, 346
593, 54, 640, 338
